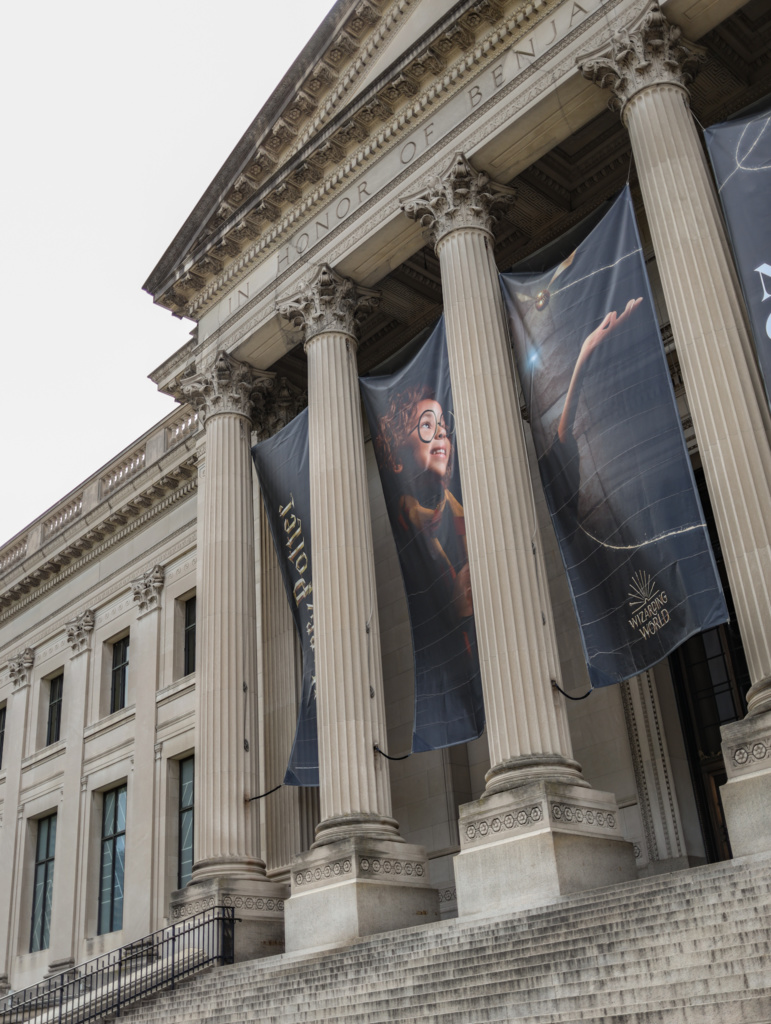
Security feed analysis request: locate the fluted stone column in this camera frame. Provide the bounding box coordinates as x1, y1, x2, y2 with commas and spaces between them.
168, 352, 286, 960
278, 265, 438, 950
402, 155, 635, 915
580, 2, 771, 859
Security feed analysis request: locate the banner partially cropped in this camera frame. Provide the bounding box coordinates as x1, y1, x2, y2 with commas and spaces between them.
500, 187, 728, 687
360, 319, 485, 752
705, 100, 771, 409
252, 409, 318, 786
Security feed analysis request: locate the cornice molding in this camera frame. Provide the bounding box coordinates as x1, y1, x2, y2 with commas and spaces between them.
0, 475, 197, 626
153, 0, 558, 319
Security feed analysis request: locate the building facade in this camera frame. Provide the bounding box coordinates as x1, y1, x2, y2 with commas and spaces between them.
1, 0, 770, 991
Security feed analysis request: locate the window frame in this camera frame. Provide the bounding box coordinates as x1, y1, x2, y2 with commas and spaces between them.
183, 595, 196, 677
46, 674, 64, 746
177, 755, 194, 889
110, 636, 130, 714
0, 704, 6, 770
98, 784, 127, 935
30, 813, 57, 953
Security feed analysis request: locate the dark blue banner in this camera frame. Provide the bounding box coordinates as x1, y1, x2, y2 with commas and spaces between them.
360, 319, 484, 751
705, 100, 771, 409
500, 187, 728, 687
251, 409, 318, 786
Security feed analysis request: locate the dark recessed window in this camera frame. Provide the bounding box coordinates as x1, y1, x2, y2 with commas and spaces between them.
30, 813, 57, 953
98, 785, 126, 935
178, 756, 194, 889
0, 706, 6, 770
183, 596, 196, 677
47, 674, 63, 746
111, 637, 130, 714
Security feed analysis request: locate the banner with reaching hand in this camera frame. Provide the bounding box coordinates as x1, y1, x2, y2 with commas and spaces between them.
360, 320, 485, 751
500, 187, 728, 687
705, 100, 771, 409
252, 409, 318, 786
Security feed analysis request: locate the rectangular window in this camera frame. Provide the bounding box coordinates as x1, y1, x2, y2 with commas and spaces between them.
178, 756, 194, 889
47, 674, 64, 746
98, 785, 126, 935
0, 705, 6, 770
30, 814, 57, 953
110, 637, 130, 714
183, 596, 196, 676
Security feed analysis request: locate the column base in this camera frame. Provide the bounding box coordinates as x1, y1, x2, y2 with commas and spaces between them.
284, 837, 439, 952
721, 713, 771, 858
45, 958, 75, 980
169, 875, 288, 962
455, 780, 636, 917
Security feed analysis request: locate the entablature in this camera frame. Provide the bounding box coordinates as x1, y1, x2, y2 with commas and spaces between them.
0, 405, 202, 623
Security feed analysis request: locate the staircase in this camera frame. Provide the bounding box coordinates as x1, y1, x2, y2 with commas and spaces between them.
118, 854, 771, 1024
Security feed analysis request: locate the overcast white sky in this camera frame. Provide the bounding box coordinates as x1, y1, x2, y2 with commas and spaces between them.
0, 0, 336, 547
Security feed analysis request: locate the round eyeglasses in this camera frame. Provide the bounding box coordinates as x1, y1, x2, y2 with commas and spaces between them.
411, 409, 455, 444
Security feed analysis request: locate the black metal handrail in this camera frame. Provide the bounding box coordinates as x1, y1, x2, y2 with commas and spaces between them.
0, 905, 234, 1024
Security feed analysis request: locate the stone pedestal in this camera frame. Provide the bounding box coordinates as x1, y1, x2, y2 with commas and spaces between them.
284, 838, 438, 952
455, 782, 636, 917
279, 266, 436, 949
169, 876, 287, 962
720, 714, 771, 858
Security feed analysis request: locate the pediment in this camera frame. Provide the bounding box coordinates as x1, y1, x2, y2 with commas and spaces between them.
144, 0, 503, 316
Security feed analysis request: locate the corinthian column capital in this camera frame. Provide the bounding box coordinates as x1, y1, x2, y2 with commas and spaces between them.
279, 264, 379, 345
401, 152, 515, 249
579, 3, 706, 119
171, 351, 274, 425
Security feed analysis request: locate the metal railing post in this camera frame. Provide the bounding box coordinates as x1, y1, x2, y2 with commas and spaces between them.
170, 922, 176, 992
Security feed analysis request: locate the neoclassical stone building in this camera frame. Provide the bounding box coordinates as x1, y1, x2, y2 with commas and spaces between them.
1, 0, 770, 993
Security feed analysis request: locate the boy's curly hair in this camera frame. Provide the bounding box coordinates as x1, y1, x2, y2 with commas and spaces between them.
375, 384, 436, 474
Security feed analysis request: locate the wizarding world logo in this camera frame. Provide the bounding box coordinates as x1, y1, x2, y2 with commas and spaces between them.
627, 570, 670, 639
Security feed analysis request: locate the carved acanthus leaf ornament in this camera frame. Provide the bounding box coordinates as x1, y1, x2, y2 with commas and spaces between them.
9, 647, 35, 687
252, 377, 307, 443
132, 565, 166, 613
578, 3, 706, 119
171, 352, 274, 424
279, 264, 380, 345
401, 152, 516, 249
66, 609, 96, 653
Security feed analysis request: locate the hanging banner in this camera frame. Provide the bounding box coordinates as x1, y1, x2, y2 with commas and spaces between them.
360, 319, 485, 752
500, 187, 728, 687
705, 100, 771, 409
251, 409, 318, 786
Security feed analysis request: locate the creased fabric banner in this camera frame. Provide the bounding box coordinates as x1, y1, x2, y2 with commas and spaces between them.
705, 100, 771, 409
500, 186, 728, 687
251, 409, 318, 786
360, 319, 485, 751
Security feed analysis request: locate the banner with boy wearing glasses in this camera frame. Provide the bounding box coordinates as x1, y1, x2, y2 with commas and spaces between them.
360, 320, 485, 752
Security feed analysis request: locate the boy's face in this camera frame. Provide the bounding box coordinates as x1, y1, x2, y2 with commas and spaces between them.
401, 399, 451, 480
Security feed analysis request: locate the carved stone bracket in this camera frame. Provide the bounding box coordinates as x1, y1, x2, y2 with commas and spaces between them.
252, 377, 307, 443
131, 565, 165, 613
578, 3, 706, 119
9, 647, 34, 688
401, 152, 516, 249
278, 264, 380, 345
66, 609, 96, 654
170, 352, 275, 425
